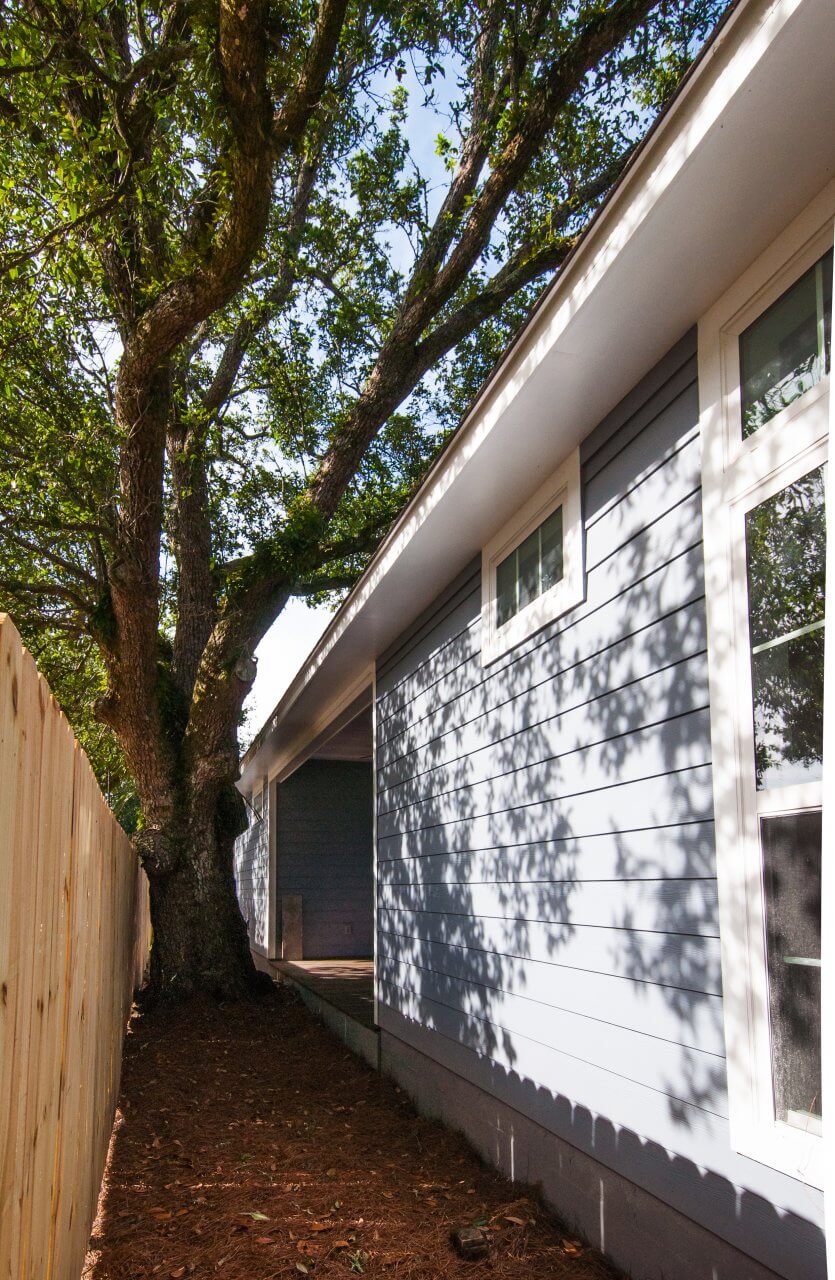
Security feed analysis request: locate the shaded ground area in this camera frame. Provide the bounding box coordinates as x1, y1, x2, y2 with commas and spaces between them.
273, 960, 376, 1028
85, 986, 622, 1280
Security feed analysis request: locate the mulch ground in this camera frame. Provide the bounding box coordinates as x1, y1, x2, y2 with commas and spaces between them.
84, 984, 623, 1280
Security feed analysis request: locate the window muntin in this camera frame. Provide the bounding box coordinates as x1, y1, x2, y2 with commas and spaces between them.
745, 466, 826, 790
496, 505, 564, 627
740, 248, 832, 437
481, 447, 583, 665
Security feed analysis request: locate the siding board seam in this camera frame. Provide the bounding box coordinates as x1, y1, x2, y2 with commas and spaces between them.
377, 904, 720, 940
378, 551, 707, 749
379, 702, 710, 820
376, 815, 716, 864
377, 977, 728, 1120
378, 647, 708, 798
377, 924, 722, 996
377, 758, 713, 843
377, 950, 725, 1057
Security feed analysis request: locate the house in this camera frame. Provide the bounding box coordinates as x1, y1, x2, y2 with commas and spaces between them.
234, 0, 834, 1274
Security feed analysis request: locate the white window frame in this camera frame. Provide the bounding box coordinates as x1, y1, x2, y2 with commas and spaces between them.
481, 447, 584, 665
699, 181, 834, 1188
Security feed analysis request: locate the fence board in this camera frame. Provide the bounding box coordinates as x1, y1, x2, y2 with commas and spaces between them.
0, 616, 150, 1280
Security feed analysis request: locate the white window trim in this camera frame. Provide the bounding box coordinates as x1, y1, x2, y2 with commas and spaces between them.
699, 180, 834, 1189
481, 447, 584, 665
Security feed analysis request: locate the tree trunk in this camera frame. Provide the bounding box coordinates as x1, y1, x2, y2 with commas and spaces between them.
142, 788, 267, 1002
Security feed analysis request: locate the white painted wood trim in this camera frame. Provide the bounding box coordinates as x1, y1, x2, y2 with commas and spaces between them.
822, 246, 835, 1273
266, 662, 375, 786
481, 448, 584, 664
371, 661, 379, 1027
699, 186, 834, 1188
267, 775, 279, 959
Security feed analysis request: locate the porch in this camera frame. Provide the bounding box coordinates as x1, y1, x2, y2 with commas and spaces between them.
256, 954, 379, 1069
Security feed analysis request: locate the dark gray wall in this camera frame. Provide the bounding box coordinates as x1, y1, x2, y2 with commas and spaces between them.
278, 758, 373, 958
373, 332, 825, 1280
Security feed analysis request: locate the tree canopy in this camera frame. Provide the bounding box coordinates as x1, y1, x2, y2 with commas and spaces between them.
0, 0, 729, 994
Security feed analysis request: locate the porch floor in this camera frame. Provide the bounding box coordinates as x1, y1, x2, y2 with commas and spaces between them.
273, 958, 375, 1029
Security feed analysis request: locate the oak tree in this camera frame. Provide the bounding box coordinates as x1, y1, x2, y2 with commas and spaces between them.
0, 0, 726, 997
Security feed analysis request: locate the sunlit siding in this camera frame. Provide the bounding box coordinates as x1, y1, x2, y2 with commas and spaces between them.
374, 332, 825, 1280
234, 807, 270, 951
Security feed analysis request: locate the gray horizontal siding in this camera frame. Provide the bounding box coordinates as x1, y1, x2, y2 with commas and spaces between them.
377, 536, 707, 760
376, 930, 725, 1054
373, 334, 824, 1277
377, 904, 721, 992
234, 815, 269, 951
278, 759, 373, 959
378, 1002, 825, 1280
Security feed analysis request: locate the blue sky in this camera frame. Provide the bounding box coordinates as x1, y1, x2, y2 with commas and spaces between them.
242, 59, 462, 746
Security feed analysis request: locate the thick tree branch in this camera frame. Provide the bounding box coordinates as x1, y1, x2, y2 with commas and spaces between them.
307, 0, 656, 521
272, 0, 349, 152
0, 577, 92, 611
293, 572, 359, 596
202, 153, 319, 417
0, 523, 99, 588
416, 0, 657, 331
415, 144, 634, 367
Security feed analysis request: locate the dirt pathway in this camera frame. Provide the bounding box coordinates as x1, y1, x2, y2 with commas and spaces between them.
84, 986, 622, 1279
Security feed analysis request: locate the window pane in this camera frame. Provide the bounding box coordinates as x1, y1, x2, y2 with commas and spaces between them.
517, 527, 540, 612
540, 506, 564, 592
494, 502, 567, 629
496, 551, 517, 627
761, 810, 822, 1129
745, 467, 825, 790
740, 249, 832, 437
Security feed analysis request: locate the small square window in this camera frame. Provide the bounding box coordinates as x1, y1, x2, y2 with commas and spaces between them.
481, 449, 583, 663
496, 506, 565, 627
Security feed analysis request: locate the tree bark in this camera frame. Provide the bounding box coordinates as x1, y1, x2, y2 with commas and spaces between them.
141, 776, 266, 1001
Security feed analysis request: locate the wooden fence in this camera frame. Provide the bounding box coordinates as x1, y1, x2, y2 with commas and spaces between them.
0, 615, 150, 1279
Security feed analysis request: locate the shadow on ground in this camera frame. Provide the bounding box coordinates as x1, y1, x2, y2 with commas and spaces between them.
83, 987, 622, 1280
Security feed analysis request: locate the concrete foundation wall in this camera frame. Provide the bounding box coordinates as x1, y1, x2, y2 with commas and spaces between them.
380, 1029, 784, 1280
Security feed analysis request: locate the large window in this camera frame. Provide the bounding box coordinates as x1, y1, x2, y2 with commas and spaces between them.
700, 196, 832, 1185
481, 448, 583, 663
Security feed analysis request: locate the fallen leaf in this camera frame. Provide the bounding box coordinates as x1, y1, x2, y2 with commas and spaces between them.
562, 1238, 583, 1255
255, 1236, 274, 1245
297, 1240, 321, 1257
296, 1266, 308, 1275
325, 1167, 337, 1177
310, 1222, 331, 1232
504, 1216, 526, 1226
169, 1269, 185, 1279
246, 1211, 270, 1221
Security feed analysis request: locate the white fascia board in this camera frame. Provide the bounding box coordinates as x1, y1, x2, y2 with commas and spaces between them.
241, 0, 835, 787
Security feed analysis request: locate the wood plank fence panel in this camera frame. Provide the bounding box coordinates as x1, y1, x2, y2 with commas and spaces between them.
0, 616, 150, 1280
